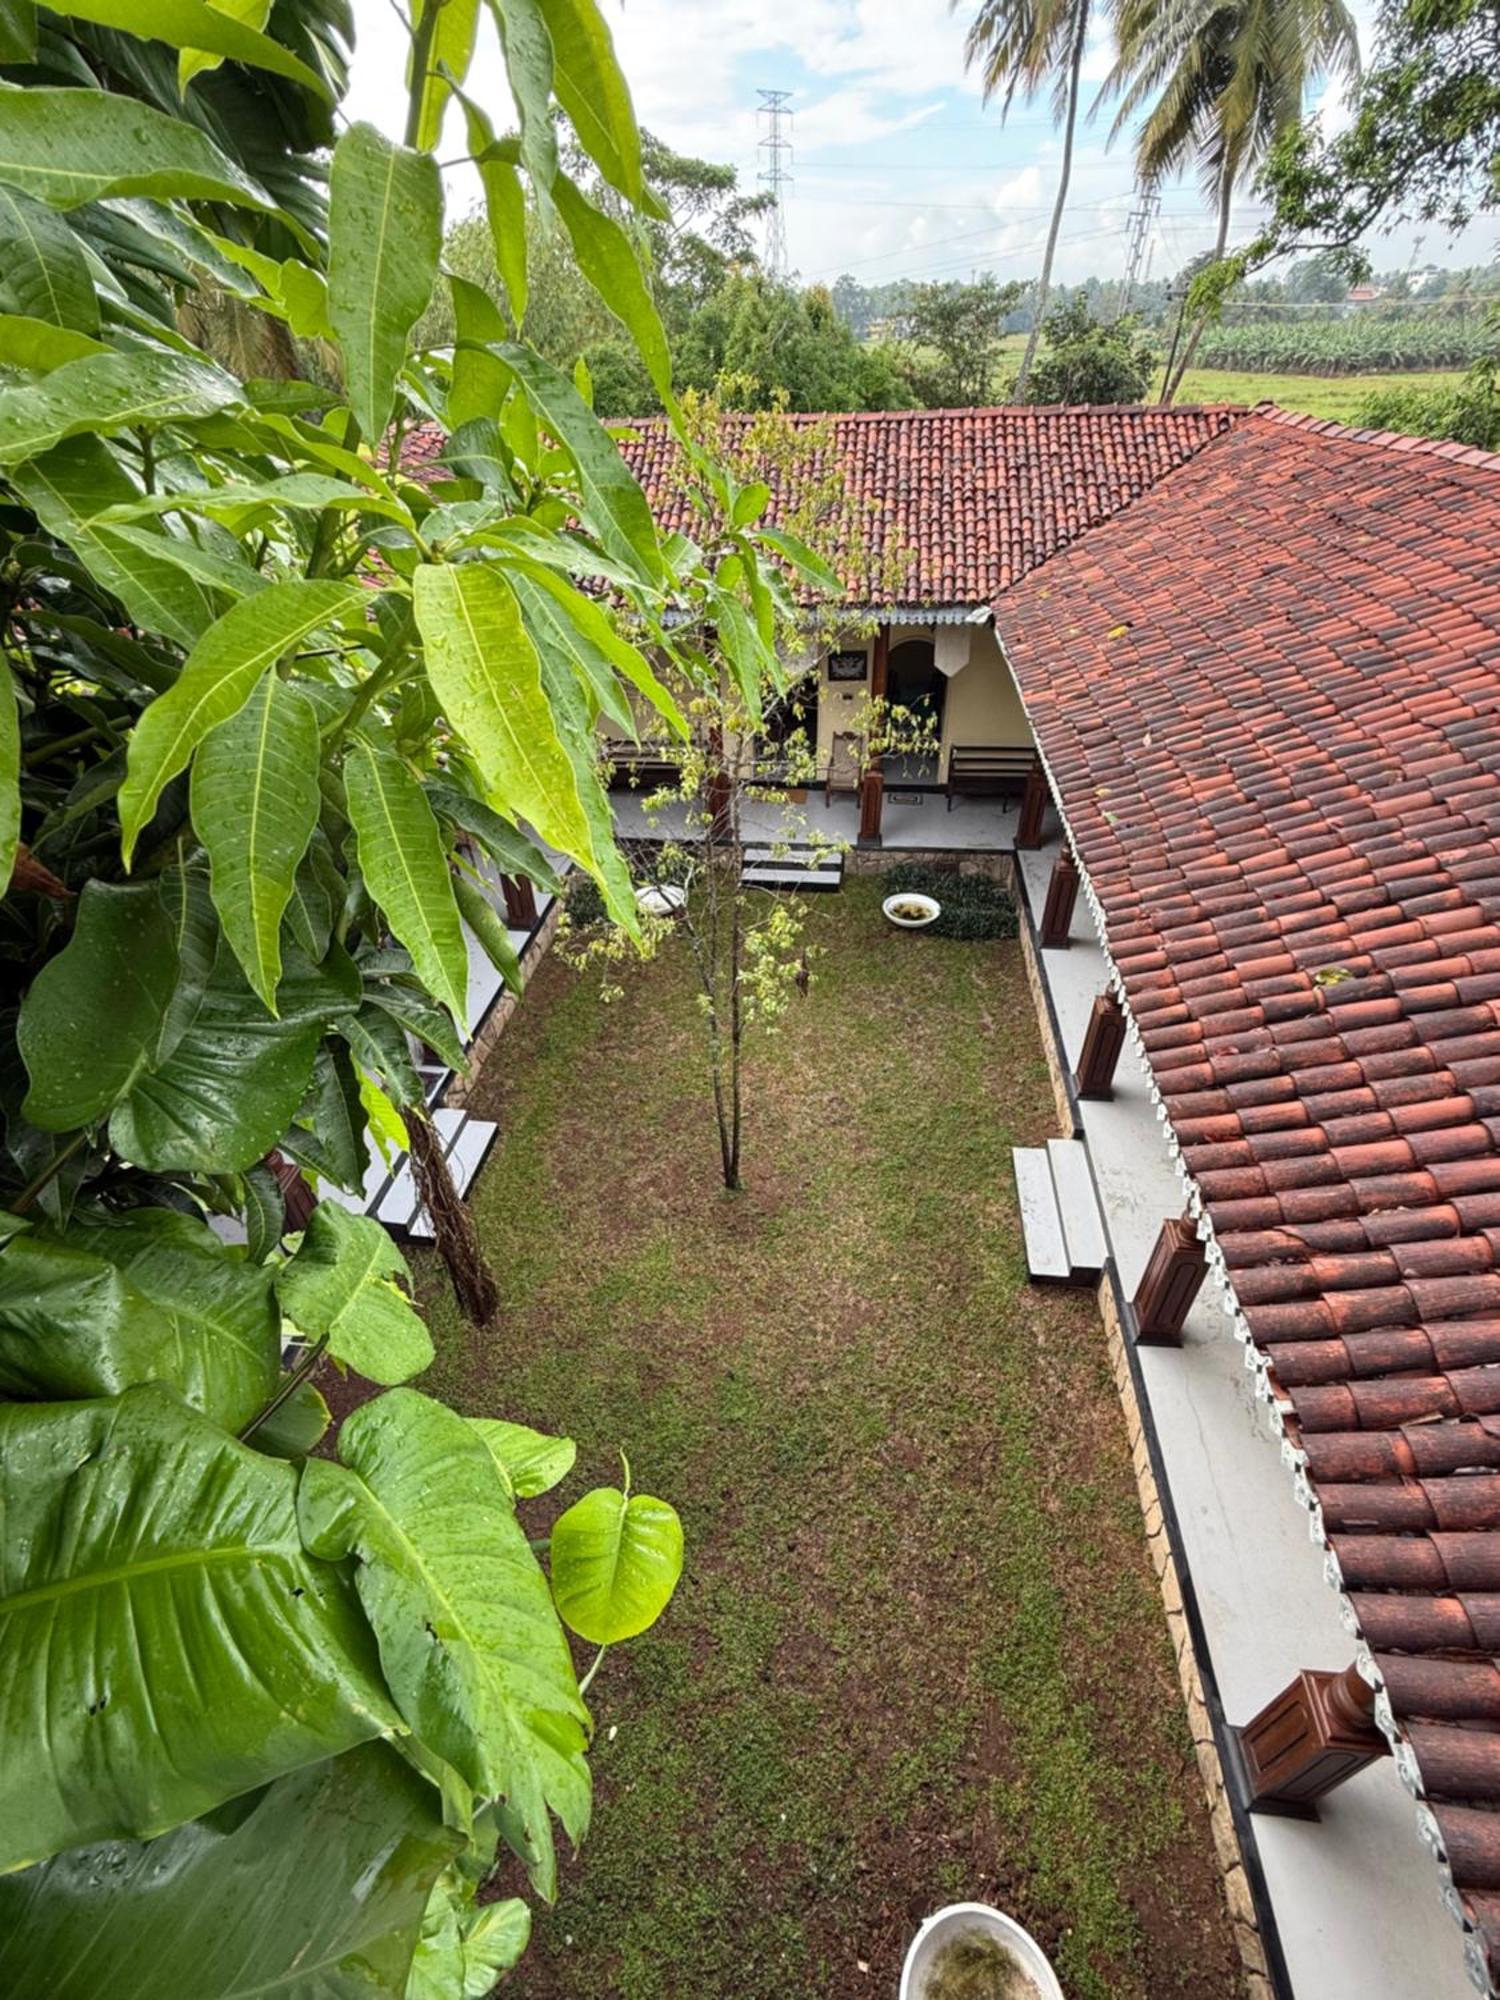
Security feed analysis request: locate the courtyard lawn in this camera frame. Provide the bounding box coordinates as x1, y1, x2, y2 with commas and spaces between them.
416, 876, 1241, 2000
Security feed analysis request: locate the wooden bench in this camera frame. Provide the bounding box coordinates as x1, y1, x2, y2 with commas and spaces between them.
946, 743, 1037, 810
606, 742, 682, 790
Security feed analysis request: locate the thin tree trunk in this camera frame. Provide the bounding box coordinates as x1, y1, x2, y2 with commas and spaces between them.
406, 1104, 500, 1328
725, 746, 744, 1192
1014, 6, 1088, 399
1163, 173, 1233, 405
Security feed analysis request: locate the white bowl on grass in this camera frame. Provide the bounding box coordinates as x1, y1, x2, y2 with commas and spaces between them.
635, 884, 686, 919
883, 891, 941, 930
899, 1903, 1063, 2000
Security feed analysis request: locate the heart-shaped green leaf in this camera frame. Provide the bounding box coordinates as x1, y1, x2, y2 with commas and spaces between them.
549, 1484, 683, 1644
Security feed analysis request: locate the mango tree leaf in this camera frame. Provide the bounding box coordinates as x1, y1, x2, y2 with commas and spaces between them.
277, 1204, 433, 1386
345, 738, 470, 1032
470, 1417, 576, 1497
759, 523, 843, 596
281, 1043, 368, 1191
0, 1739, 455, 2000
110, 940, 361, 1174
0, 656, 17, 893
533, 634, 637, 927
0, 348, 240, 467
542, 0, 643, 203
156, 860, 218, 1066
0, 1385, 399, 1873
411, 0, 481, 150
484, 0, 557, 191
298, 1389, 590, 1897
497, 342, 663, 582
413, 562, 630, 921
364, 975, 467, 1075
550, 1484, 683, 1643
424, 780, 562, 891
121, 579, 362, 863
177, 0, 272, 94
193, 673, 321, 1012
457, 91, 525, 323
61, 1, 332, 90
0, 88, 278, 215
452, 871, 523, 996
99, 472, 409, 528
0, 184, 96, 330
553, 171, 669, 399
18, 881, 177, 1131
0, 312, 105, 370
511, 561, 686, 738
328, 124, 441, 444
448, 272, 510, 432
0, 0, 35, 61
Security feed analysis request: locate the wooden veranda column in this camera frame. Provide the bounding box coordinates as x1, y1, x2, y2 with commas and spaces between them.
1132, 1216, 1207, 1345
1076, 990, 1127, 1100
1016, 756, 1048, 849
1039, 846, 1079, 947
857, 624, 889, 848
1236, 1662, 1387, 1815
501, 873, 537, 931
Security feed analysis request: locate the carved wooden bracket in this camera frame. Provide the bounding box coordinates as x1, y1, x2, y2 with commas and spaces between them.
1235, 1662, 1388, 1817
1132, 1215, 1207, 1345
1076, 990, 1127, 1100
1039, 846, 1080, 948
1016, 760, 1048, 849
501, 873, 538, 930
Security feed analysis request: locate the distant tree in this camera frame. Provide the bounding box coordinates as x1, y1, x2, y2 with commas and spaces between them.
896, 276, 1024, 404
1283, 252, 1350, 303
1357, 357, 1500, 449
1024, 298, 1157, 403
1259, 0, 1500, 267
677, 274, 914, 412
1110, 0, 1358, 401
960, 0, 1102, 397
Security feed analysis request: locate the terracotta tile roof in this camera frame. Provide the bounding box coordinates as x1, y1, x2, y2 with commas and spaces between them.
403, 404, 1243, 605
994, 405, 1500, 1993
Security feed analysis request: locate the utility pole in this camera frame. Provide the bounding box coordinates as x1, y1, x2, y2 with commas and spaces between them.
757, 88, 793, 280
1118, 184, 1161, 318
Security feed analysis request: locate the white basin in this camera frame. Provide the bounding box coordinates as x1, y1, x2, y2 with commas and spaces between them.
900, 1903, 1063, 2000
883, 891, 941, 929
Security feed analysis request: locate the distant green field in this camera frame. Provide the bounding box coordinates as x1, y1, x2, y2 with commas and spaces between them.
1162, 366, 1467, 421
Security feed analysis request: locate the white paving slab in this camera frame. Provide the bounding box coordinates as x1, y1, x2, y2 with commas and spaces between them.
1018, 840, 1474, 2000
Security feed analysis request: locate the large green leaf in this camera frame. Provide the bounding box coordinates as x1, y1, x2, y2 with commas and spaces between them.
448, 272, 510, 432
0, 1209, 277, 1430
98, 471, 410, 530
328, 124, 441, 444
458, 91, 526, 323
0, 0, 35, 61
282, 1044, 368, 1192
511, 562, 685, 737
0, 1743, 458, 2000
410, 0, 481, 150
193, 673, 322, 1012
345, 738, 470, 1031
549, 1483, 683, 1644
497, 342, 663, 582
120, 579, 361, 863
553, 171, 670, 401
0, 1386, 398, 1872
485, 0, 557, 192
0, 311, 104, 370
541, 0, 643, 202
18, 881, 178, 1131
413, 562, 626, 917
60, 0, 332, 93
110, 940, 360, 1174
0, 348, 240, 466
276, 1204, 434, 1387
0, 184, 96, 331
423, 780, 562, 891
407, 1875, 530, 2000
298, 1389, 591, 1889
470, 1417, 576, 1497
0, 88, 276, 214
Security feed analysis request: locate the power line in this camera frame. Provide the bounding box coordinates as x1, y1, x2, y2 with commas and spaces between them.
757, 89, 793, 280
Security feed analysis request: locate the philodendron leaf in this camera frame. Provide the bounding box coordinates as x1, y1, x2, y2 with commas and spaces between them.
328, 124, 441, 444
470, 1417, 576, 1497
298, 1388, 591, 1895
413, 562, 630, 920
276, 1204, 433, 1387
194, 672, 322, 1012
0, 1205, 281, 1430
110, 940, 361, 1175
0, 349, 240, 466
549, 1483, 683, 1644
18, 881, 178, 1131
242, 1162, 285, 1263
121, 579, 361, 863
0, 1742, 459, 2000
345, 739, 470, 1032
59, 1, 331, 94
0, 88, 277, 214
407, 1874, 530, 2000
0, 1386, 399, 1873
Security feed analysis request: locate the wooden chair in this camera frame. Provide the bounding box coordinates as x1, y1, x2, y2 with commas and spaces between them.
825, 731, 862, 806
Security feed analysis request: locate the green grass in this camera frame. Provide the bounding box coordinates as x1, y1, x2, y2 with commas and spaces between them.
1168, 364, 1467, 421
415, 879, 1240, 2000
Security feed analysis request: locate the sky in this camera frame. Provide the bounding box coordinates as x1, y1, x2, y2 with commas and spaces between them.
345, 0, 1496, 291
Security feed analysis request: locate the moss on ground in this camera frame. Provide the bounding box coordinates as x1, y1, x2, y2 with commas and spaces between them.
416, 877, 1241, 2000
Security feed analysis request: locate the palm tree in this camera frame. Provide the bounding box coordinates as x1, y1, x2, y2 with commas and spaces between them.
959, 0, 1098, 398
1110, 0, 1358, 399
